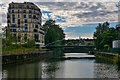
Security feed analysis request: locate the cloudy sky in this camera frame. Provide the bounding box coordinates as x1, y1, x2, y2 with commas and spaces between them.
0, 0, 119, 39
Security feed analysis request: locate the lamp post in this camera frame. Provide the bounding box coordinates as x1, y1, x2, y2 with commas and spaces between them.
116, 25, 120, 39
118, 2, 120, 39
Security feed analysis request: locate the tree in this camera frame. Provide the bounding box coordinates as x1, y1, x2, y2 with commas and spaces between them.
42, 19, 65, 45
104, 44, 110, 51
2, 27, 17, 47
94, 25, 119, 50
100, 28, 118, 48
67, 42, 73, 46
94, 22, 109, 38
22, 39, 35, 48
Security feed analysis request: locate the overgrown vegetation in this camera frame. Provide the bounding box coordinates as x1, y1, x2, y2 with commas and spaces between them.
42, 19, 65, 46
93, 22, 119, 51
2, 27, 36, 50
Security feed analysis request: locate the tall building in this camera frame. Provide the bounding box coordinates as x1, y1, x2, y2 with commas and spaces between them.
7, 2, 44, 48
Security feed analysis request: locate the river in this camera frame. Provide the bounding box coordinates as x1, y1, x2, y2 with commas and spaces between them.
2, 53, 120, 78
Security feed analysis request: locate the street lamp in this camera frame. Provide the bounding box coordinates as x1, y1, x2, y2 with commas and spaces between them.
116, 25, 120, 39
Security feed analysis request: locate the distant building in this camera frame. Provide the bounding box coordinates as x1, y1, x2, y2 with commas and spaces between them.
84, 40, 93, 45
65, 39, 93, 46
7, 2, 44, 48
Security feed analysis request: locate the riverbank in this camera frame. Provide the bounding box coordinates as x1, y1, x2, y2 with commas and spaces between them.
2, 48, 65, 65
2, 48, 48, 55
95, 52, 120, 65
2, 48, 53, 65
3, 52, 120, 78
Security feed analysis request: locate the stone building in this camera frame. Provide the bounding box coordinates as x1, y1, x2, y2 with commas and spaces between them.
7, 2, 44, 48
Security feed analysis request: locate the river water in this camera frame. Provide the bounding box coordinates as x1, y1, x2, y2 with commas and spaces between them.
2, 53, 120, 78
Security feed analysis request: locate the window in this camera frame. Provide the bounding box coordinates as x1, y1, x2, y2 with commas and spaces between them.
12, 10, 14, 13
34, 29, 37, 32
15, 24, 17, 27
34, 34, 39, 42
9, 10, 11, 13
18, 24, 20, 27
12, 15, 15, 19
18, 5, 22, 8
18, 19, 20, 23
7, 20, 10, 23
12, 34, 16, 37
11, 24, 14, 27
18, 10, 20, 13
33, 15, 36, 19
35, 25, 38, 28
33, 11, 35, 14
8, 24, 10, 27
32, 24, 34, 28
29, 10, 31, 13
24, 15, 26, 18
29, 15, 31, 18
11, 29, 13, 32
34, 20, 37, 23
11, 29, 16, 32
12, 19, 15, 23
12, 34, 14, 37
25, 29, 28, 32
11, 24, 16, 27
25, 19, 27, 23
27, 5, 29, 9
12, 5, 14, 8
25, 24, 27, 27
18, 15, 20, 18
23, 10, 26, 13
9, 5, 11, 9
18, 29, 20, 32
37, 13, 39, 15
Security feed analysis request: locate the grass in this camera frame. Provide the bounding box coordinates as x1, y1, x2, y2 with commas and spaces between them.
113, 54, 120, 65
95, 52, 120, 65
2, 47, 48, 55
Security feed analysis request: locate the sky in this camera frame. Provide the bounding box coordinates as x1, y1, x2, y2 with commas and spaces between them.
0, 0, 119, 39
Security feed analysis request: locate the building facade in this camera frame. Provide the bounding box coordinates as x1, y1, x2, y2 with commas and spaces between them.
7, 2, 44, 48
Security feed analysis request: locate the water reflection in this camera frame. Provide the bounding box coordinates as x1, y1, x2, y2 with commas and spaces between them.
94, 63, 120, 78
3, 62, 43, 78
42, 60, 59, 78
2, 53, 120, 78
55, 59, 95, 78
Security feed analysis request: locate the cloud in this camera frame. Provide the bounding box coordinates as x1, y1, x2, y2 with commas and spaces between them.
0, 1, 118, 39
35, 2, 118, 28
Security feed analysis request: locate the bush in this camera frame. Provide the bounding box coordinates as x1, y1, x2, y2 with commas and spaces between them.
104, 44, 110, 51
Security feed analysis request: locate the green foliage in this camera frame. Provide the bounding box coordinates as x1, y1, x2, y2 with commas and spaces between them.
94, 22, 119, 50
113, 54, 120, 65
67, 42, 73, 46
2, 26, 36, 50
104, 44, 110, 51
87, 43, 92, 45
2, 28, 17, 47
42, 19, 65, 45
22, 39, 35, 48
94, 22, 109, 38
